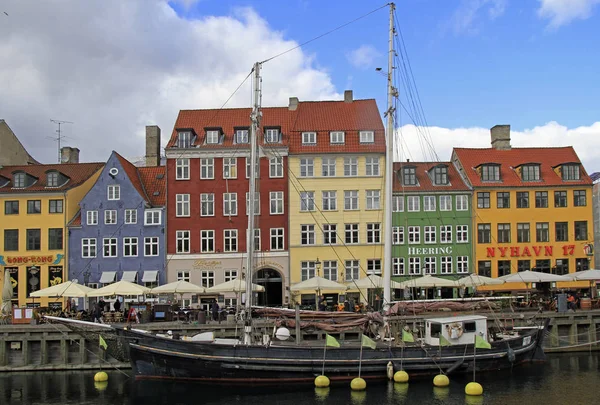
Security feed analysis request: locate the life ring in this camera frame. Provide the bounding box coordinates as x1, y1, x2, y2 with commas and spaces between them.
446, 322, 464, 339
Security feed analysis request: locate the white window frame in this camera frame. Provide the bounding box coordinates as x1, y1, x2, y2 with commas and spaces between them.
423, 196, 436, 212
270, 228, 285, 251
359, 131, 374, 143
408, 226, 420, 244
144, 210, 161, 225
424, 226, 436, 244
81, 238, 97, 258
108, 185, 120, 201
245, 157, 260, 179
367, 259, 381, 275
440, 225, 452, 243
344, 190, 359, 210
345, 223, 359, 244
323, 224, 337, 245
123, 237, 138, 257
103, 238, 117, 258
176, 194, 190, 217
223, 193, 238, 216
440, 257, 453, 274
345, 260, 360, 281
177, 131, 191, 148
301, 261, 316, 281
365, 157, 380, 176
200, 158, 214, 179
409, 257, 421, 275
407, 196, 420, 212
201, 270, 215, 288
393, 257, 405, 275
300, 158, 314, 177
125, 209, 137, 224
393, 226, 404, 244
300, 191, 315, 211
344, 157, 358, 176
366, 190, 380, 209
456, 195, 469, 211
270, 191, 284, 215
302, 132, 316, 144
236, 129, 249, 144
223, 157, 237, 179
439, 195, 452, 211
144, 237, 159, 257
201, 193, 215, 217
366, 223, 381, 244
176, 158, 190, 180
206, 130, 219, 144
456, 225, 469, 243
457, 256, 469, 273
392, 196, 404, 212
264, 128, 280, 143
224, 270, 238, 282
223, 229, 238, 252
322, 190, 337, 211
301, 224, 315, 245
245, 192, 260, 215
177, 270, 190, 282
323, 261, 338, 281
86, 210, 98, 225
269, 157, 283, 178
424, 257, 437, 275
104, 210, 117, 225
330, 131, 345, 144
176, 230, 190, 253
321, 157, 336, 177
200, 230, 215, 253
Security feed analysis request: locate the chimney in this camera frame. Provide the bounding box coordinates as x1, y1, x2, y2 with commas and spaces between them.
145, 125, 161, 167
344, 90, 353, 103
490, 125, 511, 150
288, 97, 299, 111
60, 147, 80, 164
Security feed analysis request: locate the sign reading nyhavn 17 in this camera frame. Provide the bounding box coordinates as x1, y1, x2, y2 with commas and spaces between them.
486, 245, 577, 258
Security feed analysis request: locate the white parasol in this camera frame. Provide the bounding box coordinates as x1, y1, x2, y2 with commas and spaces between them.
206, 278, 265, 293
498, 270, 569, 284
398, 275, 458, 289
87, 280, 150, 297
30, 280, 94, 298
1, 270, 13, 315
456, 274, 505, 287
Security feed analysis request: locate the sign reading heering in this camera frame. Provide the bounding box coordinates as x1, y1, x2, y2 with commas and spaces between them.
408, 247, 453, 256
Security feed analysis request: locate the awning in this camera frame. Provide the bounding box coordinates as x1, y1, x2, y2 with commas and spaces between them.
121, 271, 138, 282
142, 270, 159, 283
99, 271, 117, 284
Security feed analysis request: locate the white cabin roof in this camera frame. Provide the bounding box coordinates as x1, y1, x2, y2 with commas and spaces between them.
425, 315, 487, 324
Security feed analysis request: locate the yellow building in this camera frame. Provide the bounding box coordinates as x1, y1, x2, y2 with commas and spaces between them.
0, 162, 103, 308
287, 95, 386, 305
453, 125, 594, 291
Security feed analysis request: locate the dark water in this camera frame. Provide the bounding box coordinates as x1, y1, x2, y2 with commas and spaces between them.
1, 353, 599, 405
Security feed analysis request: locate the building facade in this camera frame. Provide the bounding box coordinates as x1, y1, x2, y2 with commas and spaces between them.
391, 162, 473, 298
592, 172, 600, 269
453, 125, 594, 290
0, 162, 103, 307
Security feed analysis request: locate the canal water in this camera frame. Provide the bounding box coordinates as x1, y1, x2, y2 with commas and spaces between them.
1, 353, 598, 405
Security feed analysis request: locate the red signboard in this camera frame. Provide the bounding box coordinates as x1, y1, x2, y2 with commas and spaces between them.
5, 255, 54, 265
486, 245, 576, 258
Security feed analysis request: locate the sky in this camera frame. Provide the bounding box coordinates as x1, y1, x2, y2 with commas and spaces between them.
1, 0, 599, 173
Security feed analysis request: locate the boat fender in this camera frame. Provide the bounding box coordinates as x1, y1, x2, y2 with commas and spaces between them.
446, 323, 463, 339
507, 347, 515, 363
386, 361, 394, 380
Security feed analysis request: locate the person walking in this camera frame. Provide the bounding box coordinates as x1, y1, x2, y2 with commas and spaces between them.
211, 300, 220, 322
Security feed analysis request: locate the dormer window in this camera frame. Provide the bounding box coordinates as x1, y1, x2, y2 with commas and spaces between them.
302, 132, 316, 144
481, 164, 500, 182
235, 129, 249, 144
0, 176, 9, 188
264, 128, 280, 143
13, 172, 26, 188
521, 164, 540, 181
330, 131, 345, 144
433, 166, 448, 185
402, 166, 417, 186
47, 172, 59, 187
206, 130, 220, 144
562, 164, 580, 181
359, 131, 374, 143
177, 131, 192, 148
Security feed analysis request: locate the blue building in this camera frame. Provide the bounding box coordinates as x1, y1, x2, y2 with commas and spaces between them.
68, 149, 166, 290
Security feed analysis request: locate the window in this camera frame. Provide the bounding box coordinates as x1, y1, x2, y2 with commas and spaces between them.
27, 200, 41, 214
536, 222, 549, 242
575, 221, 588, 241
176, 158, 190, 180
300, 158, 314, 177
498, 260, 511, 277
403, 167, 417, 185
123, 237, 138, 257
535, 191, 548, 208
302, 132, 316, 144
4, 230, 18, 251
555, 222, 568, 242
554, 191, 567, 207
253, 229, 261, 251
360, 131, 374, 143
330, 131, 345, 144
423, 196, 436, 212
366, 157, 380, 176
517, 223, 530, 243
433, 166, 448, 185
177, 271, 190, 282
562, 164, 580, 180
200, 193, 214, 216
270, 228, 284, 250
224, 270, 238, 282
144, 237, 159, 256
344, 190, 359, 210
322, 191, 337, 211
301, 225, 315, 245
522, 165, 540, 181
407, 196, 420, 211
424, 257, 436, 275
344, 157, 358, 176
345, 224, 359, 244
49, 200, 63, 213
477, 192, 490, 208
424, 226, 436, 244
497, 223, 511, 243
367, 259, 381, 275
346, 260, 360, 280
235, 129, 249, 144
456, 195, 468, 211
456, 225, 468, 243
176, 194, 190, 217
393, 226, 404, 244
270, 191, 284, 214
200, 158, 214, 179
518, 260, 530, 272
322, 157, 336, 177
366, 190, 380, 209
408, 226, 420, 244
224, 229, 238, 252
439, 195, 452, 211
88, 211, 99, 225
478, 261, 491, 277
223, 193, 238, 216
323, 261, 338, 281
46, 172, 59, 187
144, 210, 161, 225
393, 196, 404, 212
576, 258, 590, 272
201, 271, 215, 288
201, 230, 215, 253
516, 192, 529, 208
108, 185, 120, 200
367, 223, 381, 244
481, 165, 500, 181
574, 190, 586, 206
409, 257, 421, 275
48, 228, 63, 250
300, 191, 315, 211
301, 261, 316, 281
457, 256, 469, 273
104, 210, 117, 224
497, 192, 510, 208
176, 230, 190, 253
264, 128, 279, 143
82, 239, 97, 258
223, 157, 237, 179
440, 225, 452, 243
535, 259, 551, 273
245, 192, 260, 215
440, 257, 452, 274
103, 238, 117, 257
555, 258, 569, 275
177, 131, 192, 148
4, 201, 18, 215
323, 224, 337, 245
125, 209, 138, 224
269, 157, 283, 178
13, 172, 26, 188
206, 130, 219, 144
478, 224, 491, 243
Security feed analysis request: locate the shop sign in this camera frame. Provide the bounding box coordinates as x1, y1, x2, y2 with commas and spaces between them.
26, 266, 40, 296
408, 247, 453, 256
486, 244, 577, 258
1, 255, 56, 266
193, 260, 221, 270
49, 266, 63, 286
583, 243, 594, 257
7, 267, 18, 298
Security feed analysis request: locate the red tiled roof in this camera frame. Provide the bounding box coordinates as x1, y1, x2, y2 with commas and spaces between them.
69, 211, 82, 226
453, 147, 592, 187
393, 162, 471, 192
0, 162, 104, 193
115, 153, 148, 201
166, 99, 385, 154
138, 166, 166, 206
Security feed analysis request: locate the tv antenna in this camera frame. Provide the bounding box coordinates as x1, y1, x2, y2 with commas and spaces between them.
49, 119, 74, 163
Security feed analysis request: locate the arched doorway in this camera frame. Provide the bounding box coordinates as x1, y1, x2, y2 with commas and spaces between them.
254, 268, 283, 307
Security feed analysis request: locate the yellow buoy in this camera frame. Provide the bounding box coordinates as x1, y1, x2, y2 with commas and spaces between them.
393, 370, 409, 383
94, 381, 108, 392
433, 374, 449, 387
94, 371, 108, 382
314, 375, 330, 388
465, 381, 484, 396
350, 377, 367, 391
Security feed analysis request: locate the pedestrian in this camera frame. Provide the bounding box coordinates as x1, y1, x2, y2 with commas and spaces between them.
98, 298, 106, 313
71, 299, 78, 312
113, 298, 121, 313
318, 295, 327, 311
211, 300, 219, 322
93, 302, 104, 323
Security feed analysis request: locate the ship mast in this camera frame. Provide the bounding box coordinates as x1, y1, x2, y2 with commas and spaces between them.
383, 3, 396, 311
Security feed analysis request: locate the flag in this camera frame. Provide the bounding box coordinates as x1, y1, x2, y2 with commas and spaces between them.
402, 330, 414, 343
361, 334, 377, 349
99, 335, 108, 350
439, 335, 451, 347
475, 335, 491, 350
325, 334, 340, 348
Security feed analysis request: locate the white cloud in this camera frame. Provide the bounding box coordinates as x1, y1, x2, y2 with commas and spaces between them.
346, 45, 381, 70
0, 1, 339, 163
538, 0, 600, 28
396, 122, 600, 173
449, 0, 507, 35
